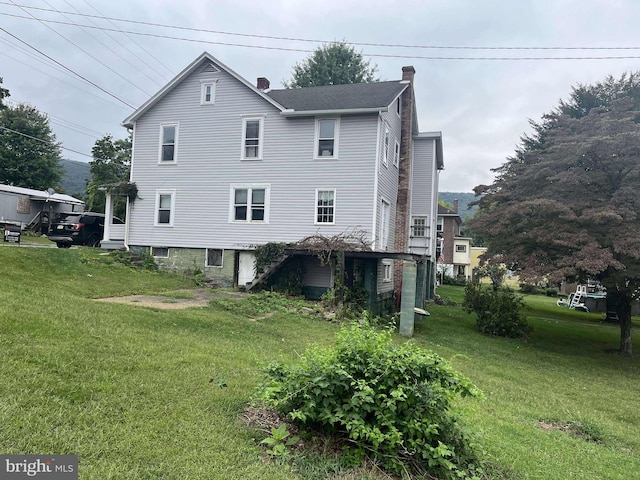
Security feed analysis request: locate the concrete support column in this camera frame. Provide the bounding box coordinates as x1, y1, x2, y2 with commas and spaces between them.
103, 192, 113, 243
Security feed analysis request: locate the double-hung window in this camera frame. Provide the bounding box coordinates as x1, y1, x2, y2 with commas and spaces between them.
315, 118, 338, 158
200, 79, 217, 105
315, 189, 335, 224
159, 124, 178, 163
231, 185, 269, 223
411, 216, 427, 237
242, 117, 263, 160
382, 125, 390, 166
379, 199, 390, 250
155, 190, 175, 226
394, 140, 400, 167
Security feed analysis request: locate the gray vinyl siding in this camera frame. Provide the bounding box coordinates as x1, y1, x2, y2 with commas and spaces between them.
374, 109, 401, 251
128, 64, 380, 250
411, 137, 438, 257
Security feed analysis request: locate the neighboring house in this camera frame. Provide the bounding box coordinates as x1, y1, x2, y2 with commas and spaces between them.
436, 201, 472, 280
106, 52, 443, 313
470, 246, 520, 288
0, 183, 84, 233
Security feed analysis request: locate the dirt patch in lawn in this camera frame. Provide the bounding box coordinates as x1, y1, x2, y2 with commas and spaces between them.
95, 288, 249, 310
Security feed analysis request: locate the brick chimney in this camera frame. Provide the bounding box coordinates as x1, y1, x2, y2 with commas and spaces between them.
257, 77, 270, 90
393, 66, 416, 298
402, 66, 415, 82
454, 199, 459, 213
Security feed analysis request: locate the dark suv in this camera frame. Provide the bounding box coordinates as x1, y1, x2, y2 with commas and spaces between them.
47, 212, 123, 248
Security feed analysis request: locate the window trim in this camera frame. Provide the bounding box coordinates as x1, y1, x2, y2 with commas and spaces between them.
200, 79, 217, 105
205, 248, 224, 268
411, 216, 428, 238
396, 97, 401, 118
154, 190, 176, 227
151, 246, 169, 258
158, 123, 179, 164
229, 184, 270, 224
314, 117, 339, 159
436, 216, 443, 232
314, 188, 336, 225
379, 198, 391, 250
241, 116, 264, 160
456, 244, 467, 253
382, 260, 393, 283
382, 124, 390, 166
394, 139, 400, 167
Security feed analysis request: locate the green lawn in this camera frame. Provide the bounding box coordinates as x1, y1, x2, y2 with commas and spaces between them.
1, 249, 638, 479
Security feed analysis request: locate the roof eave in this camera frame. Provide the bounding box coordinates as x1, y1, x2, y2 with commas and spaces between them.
281, 106, 388, 117
415, 131, 444, 169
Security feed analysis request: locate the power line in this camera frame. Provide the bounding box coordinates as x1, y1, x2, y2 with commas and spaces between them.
0, 28, 137, 108
2, 1, 640, 52
0, 125, 96, 160
79, 0, 174, 78
3, 11, 640, 61
0, 42, 132, 111
9, 1, 153, 97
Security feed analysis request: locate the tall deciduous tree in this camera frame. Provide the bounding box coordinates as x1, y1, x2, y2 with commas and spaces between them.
0, 77, 9, 109
86, 134, 131, 217
0, 103, 62, 190
471, 74, 640, 355
284, 41, 378, 88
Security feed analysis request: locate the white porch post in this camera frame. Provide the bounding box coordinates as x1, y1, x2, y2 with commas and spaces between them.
103, 192, 113, 243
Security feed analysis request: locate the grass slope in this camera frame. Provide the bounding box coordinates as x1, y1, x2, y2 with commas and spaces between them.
1, 248, 638, 479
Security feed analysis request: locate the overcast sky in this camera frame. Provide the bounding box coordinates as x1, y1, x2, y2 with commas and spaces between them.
2, 0, 640, 192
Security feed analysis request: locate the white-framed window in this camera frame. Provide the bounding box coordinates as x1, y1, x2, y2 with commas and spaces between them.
151, 247, 169, 258
159, 124, 178, 163
230, 185, 270, 223
200, 79, 217, 105
315, 189, 335, 224
315, 118, 339, 158
456, 244, 467, 253
411, 216, 428, 237
382, 124, 390, 166
396, 97, 401, 117
379, 199, 390, 250
155, 190, 175, 226
394, 139, 400, 167
206, 248, 224, 267
383, 260, 393, 282
241, 117, 264, 160
437, 216, 443, 232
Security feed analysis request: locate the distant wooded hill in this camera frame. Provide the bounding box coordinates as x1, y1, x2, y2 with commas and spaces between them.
438, 192, 478, 222
60, 159, 90, 199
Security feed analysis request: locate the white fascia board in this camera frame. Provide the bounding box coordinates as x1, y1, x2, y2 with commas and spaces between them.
280, 107, 388, 117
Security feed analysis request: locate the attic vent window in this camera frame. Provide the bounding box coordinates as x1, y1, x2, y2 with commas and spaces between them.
201, 79, 217, 105
200, 63, 220, 74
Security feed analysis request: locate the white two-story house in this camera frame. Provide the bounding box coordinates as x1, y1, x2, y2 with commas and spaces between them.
108, 52, 443, 313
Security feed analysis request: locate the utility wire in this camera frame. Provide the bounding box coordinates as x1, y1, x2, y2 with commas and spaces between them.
79, 0, 174, 78
2, 1, 640, 52
3, 11, 640, 61
0, 125, 98, 160
8, 1, 153, 97
0, 28, 137, 109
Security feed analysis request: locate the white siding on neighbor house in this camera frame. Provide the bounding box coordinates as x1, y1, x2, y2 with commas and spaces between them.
409, 138, 438, 257
377, 258, 394, 294
374, 109, 401, 251
127, 62, 380, 250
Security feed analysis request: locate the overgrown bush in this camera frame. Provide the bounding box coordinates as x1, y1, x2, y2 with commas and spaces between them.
518, 283, 544, 295
442, 275, 468, 286
258, 322, 483, 479
464, 283, 531, 339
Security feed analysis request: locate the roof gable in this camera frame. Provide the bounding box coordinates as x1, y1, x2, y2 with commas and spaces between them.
122, 52, 284, 127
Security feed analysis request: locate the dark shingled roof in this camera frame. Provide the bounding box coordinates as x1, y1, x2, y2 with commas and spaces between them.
266, 81, 407, 112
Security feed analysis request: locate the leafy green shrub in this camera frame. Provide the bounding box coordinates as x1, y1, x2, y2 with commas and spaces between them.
258, 322, 483, 479
464, 283, 531, 339
518, 283, 544, 295
442, 275, 468, 286
545, 288, 558, 297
